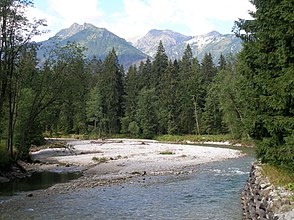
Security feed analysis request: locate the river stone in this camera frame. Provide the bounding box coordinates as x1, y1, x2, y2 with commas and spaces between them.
276, 210, 294, 220
262, 186, 273, 198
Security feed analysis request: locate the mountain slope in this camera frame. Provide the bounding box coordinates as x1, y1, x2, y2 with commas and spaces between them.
134, 29, 192, 58
38, 23, 148, 67
187, 31, 242, 63
133, 30, 242, 63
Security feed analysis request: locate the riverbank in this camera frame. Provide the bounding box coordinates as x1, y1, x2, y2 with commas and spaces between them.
242, 163, 294, 220
1, 139, 243, 191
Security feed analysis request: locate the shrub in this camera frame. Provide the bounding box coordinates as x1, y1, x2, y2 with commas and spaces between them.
159, 151, 174, 155
92, 157, 108, 164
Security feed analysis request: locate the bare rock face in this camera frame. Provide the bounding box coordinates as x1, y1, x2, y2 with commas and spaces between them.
133, 29, 242, 63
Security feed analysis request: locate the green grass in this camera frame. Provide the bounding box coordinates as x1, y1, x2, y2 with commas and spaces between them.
262, 164, 294, 191
155, 134, 232, 143
155, 134, 254, 146
92, 157, 108, 164
159, 151, 175, 155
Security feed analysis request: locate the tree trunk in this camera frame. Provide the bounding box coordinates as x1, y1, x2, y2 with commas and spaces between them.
192, 95, 201, 135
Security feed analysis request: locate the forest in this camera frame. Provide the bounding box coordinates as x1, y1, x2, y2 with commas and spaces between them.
0, 0, 293, 172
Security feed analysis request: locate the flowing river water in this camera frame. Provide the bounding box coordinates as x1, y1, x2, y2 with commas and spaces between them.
0, 145, 255, 220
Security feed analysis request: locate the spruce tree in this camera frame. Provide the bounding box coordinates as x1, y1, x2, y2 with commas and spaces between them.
178, 44, 195, 133
100, 48, 124, 134
236, 0, 294, 170
136, 88, 158, 138
122, 65, 140, 134
151, 41, 168, 90
157, 60, 179, 134
201, 53, 217, 84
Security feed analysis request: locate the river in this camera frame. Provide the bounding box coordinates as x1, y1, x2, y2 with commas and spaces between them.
0, 146, 254, 220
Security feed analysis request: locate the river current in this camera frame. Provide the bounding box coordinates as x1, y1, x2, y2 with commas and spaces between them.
0, 147, 254, 220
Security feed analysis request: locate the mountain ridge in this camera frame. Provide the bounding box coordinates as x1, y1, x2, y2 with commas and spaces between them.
38, 23, 242, 66
133, 29, 242, 63
38, 23, 148, 67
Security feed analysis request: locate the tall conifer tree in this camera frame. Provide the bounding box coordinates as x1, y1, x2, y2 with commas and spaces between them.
236, 0, 294, 170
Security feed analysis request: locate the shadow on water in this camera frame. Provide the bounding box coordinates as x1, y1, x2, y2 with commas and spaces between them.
0, 171, 82, 196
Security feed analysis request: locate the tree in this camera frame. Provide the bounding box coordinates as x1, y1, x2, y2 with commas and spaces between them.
138, 58, 152, 90
218, 53, 227, 71
201, 53, 217, 83
0, 0, 46, 157
157, 60, 179, 134
121, 65, 140, 134
86, 85, 103, 134
100, 48, 124, 134
235, 0, 294, 170
136, 88, 158, 138
211, 62, 245, 138
151, 41, 168, 90
85, 57, 103, 134
177, 44, 195, 134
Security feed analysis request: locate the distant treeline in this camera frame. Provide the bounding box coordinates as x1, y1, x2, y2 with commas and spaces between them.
0, 0, 293, 172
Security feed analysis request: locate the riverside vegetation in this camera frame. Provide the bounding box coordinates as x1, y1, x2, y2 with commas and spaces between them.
0, 0, 293, 184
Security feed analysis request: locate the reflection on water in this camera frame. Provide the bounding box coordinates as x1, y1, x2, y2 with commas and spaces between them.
0, 171, 82, 196
0, 155, 254, 220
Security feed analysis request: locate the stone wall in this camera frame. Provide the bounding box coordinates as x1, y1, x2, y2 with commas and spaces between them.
241, 163, 294, 220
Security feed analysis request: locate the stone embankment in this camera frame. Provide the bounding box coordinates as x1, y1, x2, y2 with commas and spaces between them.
241, 163, 294, 220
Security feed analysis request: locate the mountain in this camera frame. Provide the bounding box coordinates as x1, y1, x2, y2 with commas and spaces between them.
133, 30, 242, 63
133, 29, 192, 58
38, 23, 148, 67
37, 23, 242, 67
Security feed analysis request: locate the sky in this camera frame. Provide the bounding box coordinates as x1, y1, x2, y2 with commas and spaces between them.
26, 0, 255, 42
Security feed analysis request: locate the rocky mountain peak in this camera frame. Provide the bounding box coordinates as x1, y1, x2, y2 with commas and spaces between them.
134, 29, 241, 63
54, 23, 102, 40
38, 23, 148, 68
146, 29, 192, 43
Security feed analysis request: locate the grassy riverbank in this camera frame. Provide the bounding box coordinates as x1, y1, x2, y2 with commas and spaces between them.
154, 134, 254, 146
262, 164, 294, 192
155, 134, 233, 143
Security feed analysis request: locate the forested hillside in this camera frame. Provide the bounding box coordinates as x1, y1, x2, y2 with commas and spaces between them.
0, 0, 293, 172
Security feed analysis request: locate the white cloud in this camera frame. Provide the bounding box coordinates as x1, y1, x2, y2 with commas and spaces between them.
25, 6, 58, 41
27, 0, 105, 41
107, 0, 255, 39
47, 0, 104, 27
27, 0, 255, 41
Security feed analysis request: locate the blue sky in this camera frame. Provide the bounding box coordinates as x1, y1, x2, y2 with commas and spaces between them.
27, 0, 255, 41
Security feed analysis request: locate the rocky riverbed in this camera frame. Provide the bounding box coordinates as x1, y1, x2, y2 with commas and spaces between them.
1, 139, 251, 220
2, 139, 243, 192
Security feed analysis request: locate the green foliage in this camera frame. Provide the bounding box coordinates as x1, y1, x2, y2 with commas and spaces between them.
99, 49, 124, 134
128, 121, 140, 137
286, 183, 294, 192
136, 88, 158, 138
236, 0, 294, 171
156, 134, 232, 143
262, 164, 294, 189
92, 156, 108, 164
159, 151, 175, 155
211, 64, 246, 139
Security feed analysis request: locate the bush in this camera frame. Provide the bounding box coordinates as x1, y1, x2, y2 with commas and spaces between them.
128, 121, 140, 137
159, 151, 174, 155
92, 157, 108, 164
256, 138, 294, 173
